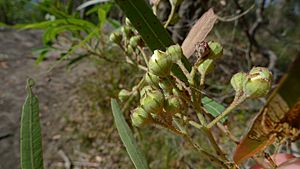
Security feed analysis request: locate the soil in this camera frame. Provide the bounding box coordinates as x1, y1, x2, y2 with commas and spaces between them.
0, 29, 131, 169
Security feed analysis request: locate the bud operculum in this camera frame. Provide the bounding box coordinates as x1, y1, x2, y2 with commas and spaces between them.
140, 86, 153, 98
208, 41, 223, 59
158, 79, 174, 95
165, 96, 181, 115
129, 35, 143, 48
118, 89, 131, 102
148, 50, 173, 77
121, 26, 134, 39
109, 31, 122, 44
244, 67, 272, 98
125, 18, 132, 26
140, 89, 164, 114
166, 44, 183, 62
131, 107, 152, 127
197, 59, 214, 75
145, 72, 161, 86
230, 72, 247, 93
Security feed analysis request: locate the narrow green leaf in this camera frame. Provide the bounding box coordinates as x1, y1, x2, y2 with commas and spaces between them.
111, 99, 149, 169
42, 25, 84, 44
18, 18, 96, 32
20, 79, 44, 169
97, 3, 112, 29
115, 0, 173, 51
76, 0, 110, 10
202, 96, 226, 122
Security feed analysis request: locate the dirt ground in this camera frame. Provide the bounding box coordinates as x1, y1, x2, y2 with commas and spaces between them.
0, 29, 131, 169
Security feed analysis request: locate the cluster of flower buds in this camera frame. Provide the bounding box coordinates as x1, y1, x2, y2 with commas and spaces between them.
109, 18, 144, 55
130, 44, 187, 127
231, 67, 272, 98
197, 41, 223, 76
148, 44, 183, 77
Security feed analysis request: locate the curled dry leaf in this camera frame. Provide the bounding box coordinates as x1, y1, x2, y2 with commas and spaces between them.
181, 8, 217, 58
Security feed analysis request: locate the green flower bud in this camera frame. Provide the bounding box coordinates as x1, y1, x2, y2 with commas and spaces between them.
208, 41, 223, 59
109, 31, 122, 44
197, 59, 214, 75
131, 107, 152, 127
118, 89, 131, 102
145, 72, 160, 86
166, 44, 183, 62
230, 72, 247, 93
126, 44, 134, 55
129, 35, 142, 48
165, 96, 181, 115
148, 50, 173, 77
125, 17, 132, 26
244, 67, 272, 98
140, 85, 153, 98
140, 89, 164, 114
121, 26, 134, 39
158, 79, 174, 94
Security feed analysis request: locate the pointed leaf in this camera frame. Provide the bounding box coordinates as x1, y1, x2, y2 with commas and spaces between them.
111, 99, 149, 169
202, 96, 226, 122
20, 79, 44, 169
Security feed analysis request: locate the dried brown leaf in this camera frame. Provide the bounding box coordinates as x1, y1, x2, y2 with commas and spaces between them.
181, 8, 217, 58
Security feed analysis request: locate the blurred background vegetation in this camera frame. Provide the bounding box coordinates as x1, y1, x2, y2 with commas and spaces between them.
0, 0, 300, 168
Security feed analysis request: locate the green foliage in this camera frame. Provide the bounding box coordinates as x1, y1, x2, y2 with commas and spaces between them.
111, 99, 149, 169
20, 79, 44, 169
0, 0, 44, 24
202, 96, 226, 121
18, 1, 114, 65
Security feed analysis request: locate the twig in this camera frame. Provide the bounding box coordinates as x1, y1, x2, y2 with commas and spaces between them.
207, 95, 247, 129
73, 161, 99, 168
217, 4, 255, 22
217, 123, 240, 144
58, 150, 71, 169
154, 120, 230, 169
137, 46, 149, 67
0, 133, 12, 140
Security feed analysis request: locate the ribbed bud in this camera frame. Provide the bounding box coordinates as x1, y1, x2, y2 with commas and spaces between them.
109, 32, 122, 44
148, 50, 173, 77
140, 89, 164, 114
129, 35, 142, 48
244, 67, 272, 98
140, 86, 152, 98
121, 26, 134, 39
118, 89, 131, 102
126, 44, 134, 55
158, 80, 173, 95
125, 18, 132, 26
197, 59, 214, 75
166, 44, 183, 62
165, 96, 181, 115
145, 72, 160, 86
131, 107, 152, 127
230, 72, 247, 93
208, 41, 223, 59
